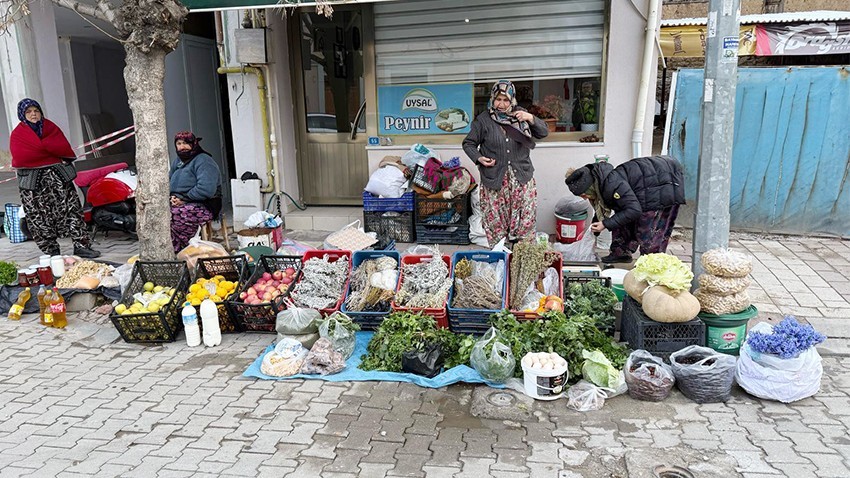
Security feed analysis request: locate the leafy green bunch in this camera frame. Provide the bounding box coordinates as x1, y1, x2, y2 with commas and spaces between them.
489, 310, 628, 381
565, 281, 618, 335
360, 312, 474, 372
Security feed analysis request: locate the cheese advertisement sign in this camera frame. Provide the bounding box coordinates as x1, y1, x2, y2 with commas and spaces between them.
378, 83, 473, 135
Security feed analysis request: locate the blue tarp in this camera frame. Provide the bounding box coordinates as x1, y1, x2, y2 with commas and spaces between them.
243, 331, 503, 388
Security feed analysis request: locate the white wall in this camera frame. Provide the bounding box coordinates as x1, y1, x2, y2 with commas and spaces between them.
365, 1, 660, 233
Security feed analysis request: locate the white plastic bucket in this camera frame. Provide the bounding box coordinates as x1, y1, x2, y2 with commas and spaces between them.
521, 353, 569, 400
601, 268, 629, 286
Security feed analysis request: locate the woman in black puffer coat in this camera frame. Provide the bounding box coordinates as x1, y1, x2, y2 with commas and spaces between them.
565, 155, 685, 263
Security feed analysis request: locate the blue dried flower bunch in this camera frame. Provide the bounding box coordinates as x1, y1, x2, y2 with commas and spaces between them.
746, 316, 826, 359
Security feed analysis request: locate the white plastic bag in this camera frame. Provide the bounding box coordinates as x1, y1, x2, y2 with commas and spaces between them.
470, 327, 515, 383
567, 380, 609, 412
276, 299, 321, 335
552, 228, 597, 262
113, 263, 135, 294
401, 143, 439, 168
624, 350, 675, 402
364, 166, 406, 198
177, 237, 229, 269
735, 323, 823, 403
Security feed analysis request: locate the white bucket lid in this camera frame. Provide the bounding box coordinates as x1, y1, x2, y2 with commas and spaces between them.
600, 268, 629, 284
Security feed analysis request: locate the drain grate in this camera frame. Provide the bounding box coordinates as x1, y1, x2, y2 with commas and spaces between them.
654, 465, 694, 478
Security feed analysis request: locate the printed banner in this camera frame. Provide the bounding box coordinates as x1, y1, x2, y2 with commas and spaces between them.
378, 83, 473, 135
756, 21, 850, 56
660, 25, 757, 58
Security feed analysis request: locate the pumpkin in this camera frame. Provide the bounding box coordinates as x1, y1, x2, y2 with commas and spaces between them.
623, 271, 650, 303
641, 286, 701, 323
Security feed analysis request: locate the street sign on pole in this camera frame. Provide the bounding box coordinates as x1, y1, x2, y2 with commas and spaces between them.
692, 0, 741, 281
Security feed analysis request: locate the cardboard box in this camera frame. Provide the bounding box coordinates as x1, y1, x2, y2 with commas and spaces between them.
237, 226, 283, 250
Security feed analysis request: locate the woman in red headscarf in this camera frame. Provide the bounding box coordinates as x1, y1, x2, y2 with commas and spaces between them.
169, 131, 222, 252
9, 98, 100, 258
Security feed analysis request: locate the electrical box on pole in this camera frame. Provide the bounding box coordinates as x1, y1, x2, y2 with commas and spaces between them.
692, 0, 741, 281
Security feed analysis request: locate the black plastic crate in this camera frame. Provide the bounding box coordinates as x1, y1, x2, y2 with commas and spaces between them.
415, 191, 473, 226
563, 275, 611, 295
415, 224, 470, 245
621, 296, 704, 361
110, 261, 190, 344
226, 255, 302, 333
364, 210, 415, 243
194, 256, 249, 333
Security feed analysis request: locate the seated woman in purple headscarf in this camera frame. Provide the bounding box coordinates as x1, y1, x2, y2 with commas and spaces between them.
168, 131, 221, 252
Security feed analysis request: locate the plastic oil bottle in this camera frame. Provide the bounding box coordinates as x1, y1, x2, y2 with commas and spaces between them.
42, 288, 54, 327
49, 287, 67, 328
7, 287, 31, 320
36, 286, 47, 324
182, 302, 201, 347
199, 299, 222, 347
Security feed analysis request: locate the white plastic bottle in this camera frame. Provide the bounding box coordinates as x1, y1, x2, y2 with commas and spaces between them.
182, 302, 201, 347
199, 299, 222, 347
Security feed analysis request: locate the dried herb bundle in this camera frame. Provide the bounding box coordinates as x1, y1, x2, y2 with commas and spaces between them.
451, 260, 503, 310
291, 256, 350, 309
509, 241, 559, 309
345, 256, 398, 312
395, 255, 452, 309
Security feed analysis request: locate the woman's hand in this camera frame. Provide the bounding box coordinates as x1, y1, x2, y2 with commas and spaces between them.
512, 111, 534, 122
590, 222, 605, 233
170, 195, 184, 207
478, 157, 496, 168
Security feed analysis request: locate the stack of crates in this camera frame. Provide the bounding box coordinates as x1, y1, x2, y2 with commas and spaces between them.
363, 191, 415, 243
414, 186, 474, 245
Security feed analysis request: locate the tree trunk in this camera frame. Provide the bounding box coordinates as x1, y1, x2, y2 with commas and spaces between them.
123, 46, 174, 261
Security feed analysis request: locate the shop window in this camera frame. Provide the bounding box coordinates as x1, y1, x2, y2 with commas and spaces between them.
374, 0, 607, 139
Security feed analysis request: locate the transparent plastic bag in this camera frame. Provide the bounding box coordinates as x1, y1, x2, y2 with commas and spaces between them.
567, 380, 608, 412
694, 288, 751, 315
542, 267, 559, 296
624, 350, 675, 402
698, 274, 751, 296
670, 345, 737, 403
318, 312, 357, 360
470, 327, 516, 383
701, 248, 753, 278
300, 338, 347, 375
177, 237, 228, 269
552, 228, 597, 262
261, 338, 308, 377
276, 298, 321, 335
113, 263, 135, 294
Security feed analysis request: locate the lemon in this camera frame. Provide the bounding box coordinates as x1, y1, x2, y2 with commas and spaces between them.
189, 284, 202, 293
190, 298, 201, 307
157, 297, 170, 306
147, 303, 160, 313
215, 286, 227, 298
121, 309, 133, 315
210, 295, 222, 302
114, 304, 127, 314
143, 282, 154, 292
153, 285, 164, 293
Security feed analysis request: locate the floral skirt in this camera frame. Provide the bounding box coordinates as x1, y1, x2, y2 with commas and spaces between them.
479, 167, 537, 246
171, 202, 213, 252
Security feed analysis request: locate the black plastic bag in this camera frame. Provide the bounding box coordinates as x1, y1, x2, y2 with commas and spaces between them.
402, 342, 444, 378
670, 345, 737, 403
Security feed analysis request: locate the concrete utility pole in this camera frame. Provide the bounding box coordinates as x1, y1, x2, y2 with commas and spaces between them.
692, 0, 741, 281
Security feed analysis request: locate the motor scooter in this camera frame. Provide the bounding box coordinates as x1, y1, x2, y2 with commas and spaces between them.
73, 162, 137, 236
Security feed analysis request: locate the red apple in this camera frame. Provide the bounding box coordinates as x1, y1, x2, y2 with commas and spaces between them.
272, 270, 283, 281
262, 292, 272, 301
271, 290, 281, 298
239, 292, 248, 300
271, 280, 280, 287
262, 272, 272, 281
281, 276, 292, 285
247, 287, 257, 296
278, 284, 288, 292
284, 268, 296, 277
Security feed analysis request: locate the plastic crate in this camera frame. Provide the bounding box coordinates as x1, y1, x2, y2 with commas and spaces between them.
226, 255, 303, 333
364, 210, 415, 243
447, 251, 508, 334
363, 191, 414, 212
289, 250, 352, 317
509, 252, 564, 321
415, 190, 473, 226
415, 224, 471, 245
110, 261, 190, 344
391, 254, 450, 328
621, 296, 705, 361
341, 250, 401, 330
564, 275, 611, 292
194, 255, 249, 333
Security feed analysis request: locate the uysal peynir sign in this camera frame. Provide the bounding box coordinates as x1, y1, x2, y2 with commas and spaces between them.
378, 83, 473, 135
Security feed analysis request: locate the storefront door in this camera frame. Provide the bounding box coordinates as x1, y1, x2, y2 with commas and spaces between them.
292, 6, 370, 205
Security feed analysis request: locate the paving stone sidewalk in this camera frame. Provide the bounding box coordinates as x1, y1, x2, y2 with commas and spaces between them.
0, 231, 848, 477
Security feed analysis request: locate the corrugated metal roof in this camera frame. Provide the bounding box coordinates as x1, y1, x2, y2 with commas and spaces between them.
662, 10, 850, 27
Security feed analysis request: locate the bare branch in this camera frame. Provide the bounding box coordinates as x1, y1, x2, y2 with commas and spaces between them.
51, 0, 114, 24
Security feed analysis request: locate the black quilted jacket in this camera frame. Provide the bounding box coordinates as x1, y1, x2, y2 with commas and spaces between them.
593, 155, 686, 230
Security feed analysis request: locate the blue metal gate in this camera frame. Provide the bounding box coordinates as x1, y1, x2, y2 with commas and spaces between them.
668, 67, 850, 237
